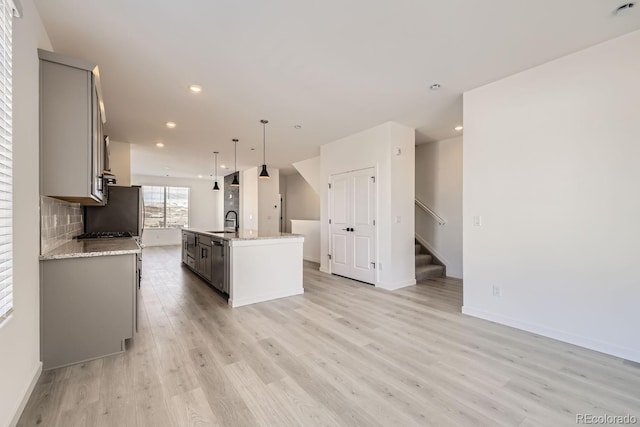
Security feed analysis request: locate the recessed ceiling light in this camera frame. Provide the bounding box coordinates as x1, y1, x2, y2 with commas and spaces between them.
250, 148, 255, 151
454, 125, 463, 131
293, 125, 302, 129
189, 84, 203, 93
220, 164, 227, 169
165, 121, 176, 129
156, 142, 165, 147
430, 83, 441, 90
164, 166, 170, 170
197, 174, 203, 178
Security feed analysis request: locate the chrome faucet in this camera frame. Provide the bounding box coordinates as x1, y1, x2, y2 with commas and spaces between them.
225, 210, 239, 232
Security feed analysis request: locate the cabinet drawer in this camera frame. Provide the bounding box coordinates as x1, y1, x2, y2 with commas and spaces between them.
186, 255, 196, 270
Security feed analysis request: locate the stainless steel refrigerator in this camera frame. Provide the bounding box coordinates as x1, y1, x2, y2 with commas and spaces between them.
84, 186, 143, 237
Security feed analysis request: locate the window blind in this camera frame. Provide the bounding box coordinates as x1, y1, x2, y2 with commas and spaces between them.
0, 0, 15, 323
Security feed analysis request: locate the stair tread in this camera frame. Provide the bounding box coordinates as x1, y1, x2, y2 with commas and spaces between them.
415, 253, 433, 267
416, 264, 444, 273
416, 263, 445, 280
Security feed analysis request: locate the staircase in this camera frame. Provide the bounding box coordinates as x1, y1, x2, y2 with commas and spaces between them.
415, 241, 445, 281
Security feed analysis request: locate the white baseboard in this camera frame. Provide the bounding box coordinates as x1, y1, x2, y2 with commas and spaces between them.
230, 287, 304, 308
9, 361, 42, 427
462, 306, 640, 363
303, 256, 321, 263
376, 279, 416, 291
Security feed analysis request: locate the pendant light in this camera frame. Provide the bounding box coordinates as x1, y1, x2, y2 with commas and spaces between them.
259, 119, 270, 179
212, 151, 220, 191
231, 139, 240, 187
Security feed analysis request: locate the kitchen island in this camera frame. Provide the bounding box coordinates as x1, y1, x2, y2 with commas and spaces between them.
182, 228, 304, 307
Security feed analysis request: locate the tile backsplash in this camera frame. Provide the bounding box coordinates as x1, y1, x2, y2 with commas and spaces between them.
40, 196, 83, 254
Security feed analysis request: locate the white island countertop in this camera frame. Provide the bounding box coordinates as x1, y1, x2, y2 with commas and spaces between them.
182, 227, 302, 242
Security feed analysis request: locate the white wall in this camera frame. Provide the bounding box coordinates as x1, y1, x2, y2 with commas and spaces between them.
291, 220, 320, 263
292, 156, 320, 195
132, 175, 223, 246
258, 168, 280, 234
415, 137, 463, 278
240, 167, 258, 230
238, 167, 281, 233
463, 30, 640, 363
320, 121, 415, 290
1, 2, 52, 426
285, 172, 320, 233
109, 140, 131, 186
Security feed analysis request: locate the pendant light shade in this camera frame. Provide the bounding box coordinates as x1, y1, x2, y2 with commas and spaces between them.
231, 139, 240, 187
259, 164, 269, 178
259, 119, 270, 179
212, 151, 220, 191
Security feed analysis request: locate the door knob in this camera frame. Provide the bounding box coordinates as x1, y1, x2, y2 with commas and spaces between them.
349, 228, 355, 232
342, 228, 349, 231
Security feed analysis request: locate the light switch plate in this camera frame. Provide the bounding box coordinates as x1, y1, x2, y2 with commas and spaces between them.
473, 215, 482, 226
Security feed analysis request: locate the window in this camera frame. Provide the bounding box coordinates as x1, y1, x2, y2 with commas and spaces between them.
142, 186, 189, 229
0, 0, 19, 323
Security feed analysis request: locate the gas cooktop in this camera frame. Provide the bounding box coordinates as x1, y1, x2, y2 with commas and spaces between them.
76, 231, 133, 240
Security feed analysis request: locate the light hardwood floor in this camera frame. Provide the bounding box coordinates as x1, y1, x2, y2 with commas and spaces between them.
18, 246, 640, 426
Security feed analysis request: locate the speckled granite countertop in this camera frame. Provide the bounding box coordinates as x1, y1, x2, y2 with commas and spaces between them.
182, 227, 303, 241
40, 237, 142, 260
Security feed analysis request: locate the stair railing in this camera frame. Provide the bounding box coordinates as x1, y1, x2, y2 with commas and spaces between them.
415, 199, 446, 225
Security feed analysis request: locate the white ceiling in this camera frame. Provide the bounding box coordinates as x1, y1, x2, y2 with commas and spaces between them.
34, 0, 640, 178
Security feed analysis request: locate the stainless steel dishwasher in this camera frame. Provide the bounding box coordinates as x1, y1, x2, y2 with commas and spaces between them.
210, 238, 228, 294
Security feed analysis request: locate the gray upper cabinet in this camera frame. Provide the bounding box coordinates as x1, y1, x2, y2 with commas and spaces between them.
39, 49, 107, 205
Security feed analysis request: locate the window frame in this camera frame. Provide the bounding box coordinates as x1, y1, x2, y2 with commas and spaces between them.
142, 185, 190, 230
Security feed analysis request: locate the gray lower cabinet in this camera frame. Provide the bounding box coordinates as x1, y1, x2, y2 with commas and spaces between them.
196, 240, 212, 282
182, 231, 189, 264
41, 254, 137, 370
182, 231, 228, 294
210, 239, 228, 293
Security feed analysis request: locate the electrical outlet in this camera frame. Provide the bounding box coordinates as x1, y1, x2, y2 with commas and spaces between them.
492, 285, 501, 297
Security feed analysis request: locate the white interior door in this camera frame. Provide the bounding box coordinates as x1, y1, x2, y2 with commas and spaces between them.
330, 168, 375, 284
330, 174, 350, 277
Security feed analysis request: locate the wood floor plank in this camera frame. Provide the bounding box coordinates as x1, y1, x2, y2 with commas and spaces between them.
17, 245, 640, 426
188, 346, 258, 427
267, 376, 348, 427
169, 387, 219, 427
222, 360, 301, 427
